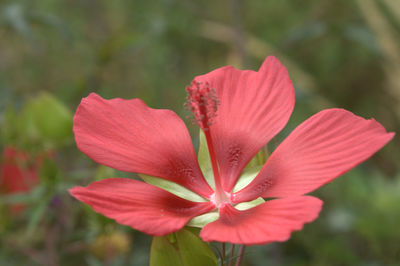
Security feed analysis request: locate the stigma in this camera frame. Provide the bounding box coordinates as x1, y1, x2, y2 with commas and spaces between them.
185, 81, 219, 131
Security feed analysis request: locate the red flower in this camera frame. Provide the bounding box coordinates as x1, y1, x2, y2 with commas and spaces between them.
70, 57, 394, 245
1, 147, 40, 213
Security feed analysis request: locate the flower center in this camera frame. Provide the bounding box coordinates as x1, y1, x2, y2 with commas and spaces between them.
186, 81, 230, 208
210, 190, 231, 208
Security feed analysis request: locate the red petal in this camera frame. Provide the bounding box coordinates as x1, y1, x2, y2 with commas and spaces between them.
200, 196, 322, 245
73, 93, 213, 198
195, 57, 295, 192
234, 109, 394, 202
69, 178, 215, 236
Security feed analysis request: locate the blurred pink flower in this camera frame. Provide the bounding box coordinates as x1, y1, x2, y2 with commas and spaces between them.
0, 147, 40, 213
70, 56, 393, 245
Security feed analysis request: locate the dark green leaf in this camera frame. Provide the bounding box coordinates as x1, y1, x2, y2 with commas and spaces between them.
150, 228, 217, 266
150, 234, 183, 266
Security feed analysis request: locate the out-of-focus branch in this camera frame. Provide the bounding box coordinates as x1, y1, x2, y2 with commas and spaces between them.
229, 0, 249, 68
357, 0, 400, 119
381, 0, 400, 23
198, 20, 333, 109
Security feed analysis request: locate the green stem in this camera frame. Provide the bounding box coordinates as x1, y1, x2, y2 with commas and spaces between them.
228, 244, 235, 266
235, 245, 245, 266
222, 242, 226, 266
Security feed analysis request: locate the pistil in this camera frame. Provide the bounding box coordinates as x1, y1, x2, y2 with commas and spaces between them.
186, 81, 229, 207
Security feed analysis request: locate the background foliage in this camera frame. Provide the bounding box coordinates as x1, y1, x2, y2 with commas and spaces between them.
0, 0, 399, 265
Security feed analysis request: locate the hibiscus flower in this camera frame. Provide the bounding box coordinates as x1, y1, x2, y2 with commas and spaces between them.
70, 56, 393, 245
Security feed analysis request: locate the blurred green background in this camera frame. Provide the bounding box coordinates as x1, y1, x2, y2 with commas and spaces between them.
0, 0, 399, 265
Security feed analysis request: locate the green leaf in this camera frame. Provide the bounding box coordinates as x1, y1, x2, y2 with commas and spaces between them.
26, 197, 48, 236
186, 211, 219, 228
176, 229, 218, 266
245, 148, 267, 169
197, 130, 214, 189
140, 174, 206, 202
18, 105, 40, 144
232, 165, 263, 193
150, 228, 218, 266
235, 197, 265, 210
40, 157, 61, 186
23, 92, 73, 146
95, 165, 117, 180
0, 193, 32, 205
0, 185, 45, 205
150, 235, 183, 266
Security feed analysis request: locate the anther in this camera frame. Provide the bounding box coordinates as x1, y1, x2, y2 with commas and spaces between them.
185, 81, 219, 130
